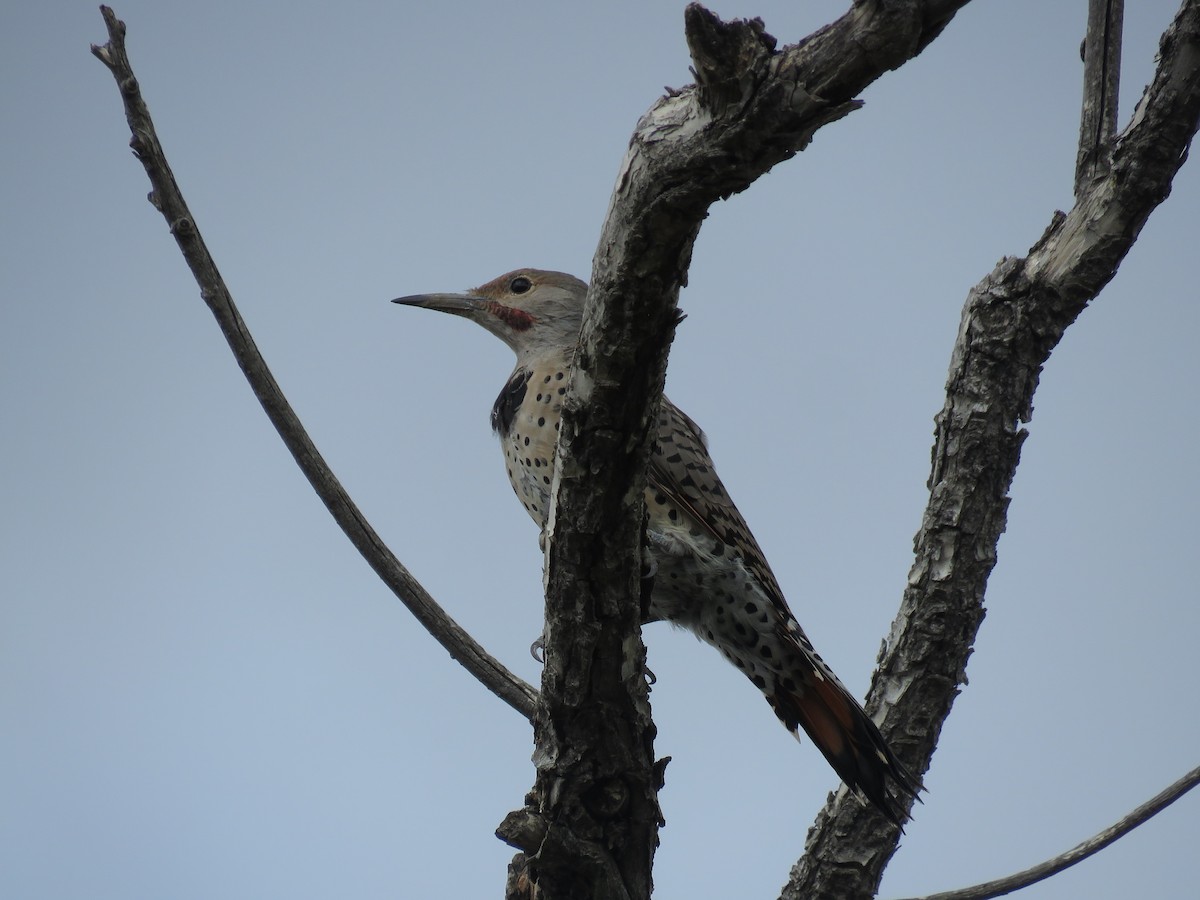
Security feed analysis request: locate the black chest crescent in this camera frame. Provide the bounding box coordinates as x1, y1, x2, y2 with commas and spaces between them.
491, 368, 532, 436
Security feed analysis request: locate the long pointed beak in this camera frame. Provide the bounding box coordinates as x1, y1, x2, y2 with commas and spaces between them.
391, 292, 486, 316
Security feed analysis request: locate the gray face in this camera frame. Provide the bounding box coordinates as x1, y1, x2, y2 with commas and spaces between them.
393, 268, 588, 361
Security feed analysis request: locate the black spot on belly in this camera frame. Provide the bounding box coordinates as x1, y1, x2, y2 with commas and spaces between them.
491, 369, 532, 436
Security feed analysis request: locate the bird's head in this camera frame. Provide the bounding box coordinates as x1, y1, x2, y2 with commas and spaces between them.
393, 269, 587, 362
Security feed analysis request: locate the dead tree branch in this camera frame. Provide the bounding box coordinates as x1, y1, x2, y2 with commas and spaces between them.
89, 5, 537, 722
785, 2, 1200, 896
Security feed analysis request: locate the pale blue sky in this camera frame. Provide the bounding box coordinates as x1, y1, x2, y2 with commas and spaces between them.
3, 2, 1197, 898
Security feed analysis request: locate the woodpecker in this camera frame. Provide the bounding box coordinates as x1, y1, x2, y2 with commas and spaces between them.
394, 268, 920, 824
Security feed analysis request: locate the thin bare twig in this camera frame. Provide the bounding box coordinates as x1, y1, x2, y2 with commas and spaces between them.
90, 5, 537, 721
897, 766, 1200, 900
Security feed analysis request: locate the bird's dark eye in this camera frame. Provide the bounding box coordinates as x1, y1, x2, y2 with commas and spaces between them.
509, 276, 533, 294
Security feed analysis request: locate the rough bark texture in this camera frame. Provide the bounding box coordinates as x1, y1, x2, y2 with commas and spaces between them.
784, 3, 1200, 897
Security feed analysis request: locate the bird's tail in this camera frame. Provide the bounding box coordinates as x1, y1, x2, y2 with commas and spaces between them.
770, 671, 922, 827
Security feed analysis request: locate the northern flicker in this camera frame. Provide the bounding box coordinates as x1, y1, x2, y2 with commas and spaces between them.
393, 269, 921, 824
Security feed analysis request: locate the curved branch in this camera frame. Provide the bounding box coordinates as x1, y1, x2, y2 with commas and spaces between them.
89, 5, 537, 722
899, 766, 1200, 900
